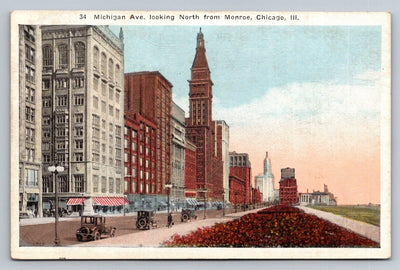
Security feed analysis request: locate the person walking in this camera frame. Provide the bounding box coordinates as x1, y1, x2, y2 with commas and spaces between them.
167, 213, 174, 228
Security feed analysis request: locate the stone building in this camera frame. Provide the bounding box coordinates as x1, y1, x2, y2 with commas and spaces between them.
170, 102, 186, 204
216, 120, 230, 202
229, 151, 251, 204
255, 152, 276, 202
299, 185, 337, 206
19, 25, 43, 217
40, 26, 125, 215
185, 29, 225, 202
124, 71, 172, 196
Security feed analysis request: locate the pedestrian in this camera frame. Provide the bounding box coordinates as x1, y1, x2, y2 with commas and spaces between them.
167, 213, 174, 228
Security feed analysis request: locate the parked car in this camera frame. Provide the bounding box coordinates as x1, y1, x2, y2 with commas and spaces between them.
76, 216, 116, 241
181, 208, 197, 222
136, 210, 157, 230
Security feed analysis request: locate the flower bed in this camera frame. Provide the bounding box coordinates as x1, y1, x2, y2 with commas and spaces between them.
164, 205, 379, 247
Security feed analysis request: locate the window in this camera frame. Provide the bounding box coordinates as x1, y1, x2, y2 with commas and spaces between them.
108, 59, 114, 80
93, 96, 99, 109
124, 152, 128, 162
56, 114, 66, 124
109, 105, 114, 116
55, 78, 69, 89
25, 169, 38, 186
74, 95, 84, 106
132, 142, 137, 151
75, 126, 83, 136
24, 26, 35, 42
42, 79, 51, 90
93, 127, 100, 138
72, 77, 84, 88
101, 101, 106, 113
101, 52, 107, 75
101, 81, 106, 96
25, 66, 35, 82
75, 42, 85, 68
56, 141, 65, 149
58, 44, 68, 69
93, 175, 99, 193
74, 153, 83, 162
101, 176, 107, 193
43, 117, 51, 126
109, 87, 113, 101
43, 96, 51, 107
25, 44, 35, 62
109, 123, 113, 133
42, 46, 53, 67
92, 114, 100, 126
56, 95, 68, 106
43, 175, 53, 193
109, 178, 114, 193
55, 128, 65, 136
93, 46, 99, 69
115, 108, 120, 119
75, 113, 83, 123
115, 91, 120, 102
74, 175, 84, 192
115, 64, 120, 83
116, 178, 121, 193
75, 140, 83, 149
58, 175, 68, 192
43, 154, 51, 163
132, 167, 136, 177
93, 76, 99, 91
132, 182, 136, 193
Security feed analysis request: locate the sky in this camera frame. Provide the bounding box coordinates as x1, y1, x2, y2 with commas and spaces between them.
110, 25, 382, 205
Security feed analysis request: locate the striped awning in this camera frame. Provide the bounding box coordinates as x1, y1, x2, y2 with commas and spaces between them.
93, 197, 129, 206
186, 198, 200, 206
66, 198, 85, 205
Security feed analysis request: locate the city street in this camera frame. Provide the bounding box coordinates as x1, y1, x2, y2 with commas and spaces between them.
19, 206, 257, 246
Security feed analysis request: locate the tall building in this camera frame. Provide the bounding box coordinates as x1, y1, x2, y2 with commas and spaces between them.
216, 120, 230, 202
229, 151, 251, 204
185, 28, 225, 201
170, 102, 186, 203
124, 71, 172, 195
40, 26, 125, 214
279, 167, 298, 205
19, 25, 43, 217
184, 139, 197, 198
255, 152, 276, 202
124, 111, 157, 200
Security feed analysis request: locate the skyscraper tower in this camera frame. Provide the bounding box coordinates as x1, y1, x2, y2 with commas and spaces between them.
255, 151, 276, 202
186, 28, 218, 199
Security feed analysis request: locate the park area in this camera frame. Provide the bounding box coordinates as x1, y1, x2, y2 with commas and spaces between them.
309, 205, 380, 226
164, 205, 379, 247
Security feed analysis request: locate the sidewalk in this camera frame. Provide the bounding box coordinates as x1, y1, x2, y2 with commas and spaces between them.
77, 208, 260, 247
297, 206, 380, 243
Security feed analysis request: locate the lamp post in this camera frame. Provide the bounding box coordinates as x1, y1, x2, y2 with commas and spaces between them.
222, 190, 225, 217
234, 192, 238, 213
48, 164, 64, 246
165, 183, 173, 214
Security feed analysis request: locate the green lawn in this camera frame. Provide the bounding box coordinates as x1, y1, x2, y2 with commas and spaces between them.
309, 205, 380, 226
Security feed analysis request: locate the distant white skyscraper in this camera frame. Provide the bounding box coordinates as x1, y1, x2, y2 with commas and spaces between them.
255, 152, 276, 202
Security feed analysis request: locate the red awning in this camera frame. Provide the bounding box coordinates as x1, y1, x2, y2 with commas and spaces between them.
93, 197, 129, 206
66, 198, 85, 205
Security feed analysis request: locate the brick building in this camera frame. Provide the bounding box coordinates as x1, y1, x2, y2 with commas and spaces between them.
279, 167, 298, 205
251, 187, 263, 204
229, 151, 252, 204
124, 71, 172, 196
185, 29, 225, 201
124, 111, 157, 198
229, 175, 246, 204
184, 139, 197, 198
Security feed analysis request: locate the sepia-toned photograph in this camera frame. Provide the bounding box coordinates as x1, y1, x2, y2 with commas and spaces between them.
10, 11, 391, 259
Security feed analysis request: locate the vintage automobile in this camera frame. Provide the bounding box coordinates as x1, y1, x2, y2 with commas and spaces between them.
136, 210, 157, 230
181, 208, 197, 222
76, 215, 116, 241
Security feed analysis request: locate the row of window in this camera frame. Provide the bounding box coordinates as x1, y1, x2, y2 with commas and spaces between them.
124, 181, 155, 194
42, 42, 85, 69
42, 174, 86, 193
93, 46, 121, 83
92, 176, 121, 194
25, 86, 35, 102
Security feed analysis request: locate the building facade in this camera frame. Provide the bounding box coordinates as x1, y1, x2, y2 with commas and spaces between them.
184, 139, 197, 198
229, 151, 251, 204
19, 25, 43, 217
185, 29, 225, 202
40, 26, 125, 214
279, 167, 298, 205
255, 152, 276, 202
299, 185, 337, 206
124, 71, 172, 195
216, 120, 230, 202
170, 102, 186, 203
124, 111, 157, 204
229, 175, 246, 204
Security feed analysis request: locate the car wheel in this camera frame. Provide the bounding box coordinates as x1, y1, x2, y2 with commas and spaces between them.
94, 231, 101, 241
76, 235, 83, 241
138, 218, 147, 229
182, 214, 189, 222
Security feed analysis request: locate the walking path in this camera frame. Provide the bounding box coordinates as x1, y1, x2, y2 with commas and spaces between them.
77, 209, 260, 247
297, 206, 380, 243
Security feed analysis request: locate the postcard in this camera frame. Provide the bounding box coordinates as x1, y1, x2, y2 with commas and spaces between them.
10, 11, 391, 259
